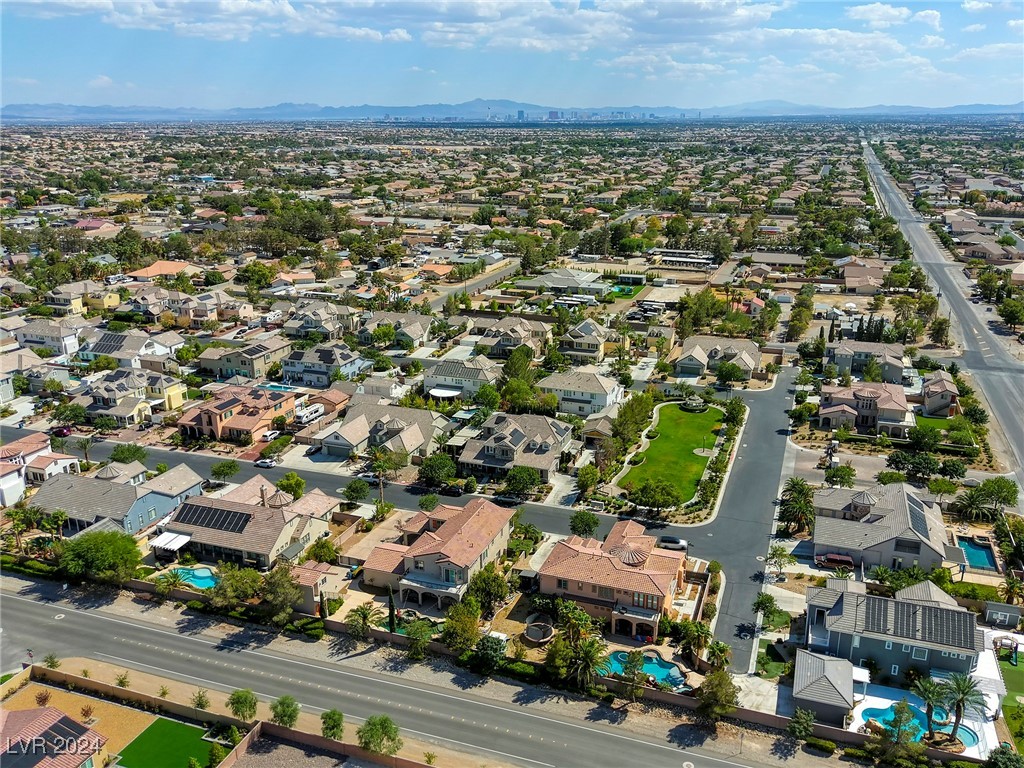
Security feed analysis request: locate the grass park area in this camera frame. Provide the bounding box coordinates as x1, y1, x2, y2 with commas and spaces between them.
118, 718, 211, 768
619, 405, 721, 502
1000, 652, 1024, 751
914, 413, 950, 432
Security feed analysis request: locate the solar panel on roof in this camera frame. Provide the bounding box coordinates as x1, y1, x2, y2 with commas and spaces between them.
216, 397, 242, 410
893, 602, 914, 638
864, 597, 888, 634
908, 496, 929, 538
175, 502, 250, 533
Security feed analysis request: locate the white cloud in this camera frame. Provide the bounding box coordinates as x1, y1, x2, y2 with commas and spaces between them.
917, 34, 946, 48
961, 1, 991, 12
962, 23, 986, 32
947, 41, 1023, 60
912, 9, 941, 31
88, 74, 114, 88
845, 3, 912, 29
6, 76, 40, 86
1009, 19, 1024, 29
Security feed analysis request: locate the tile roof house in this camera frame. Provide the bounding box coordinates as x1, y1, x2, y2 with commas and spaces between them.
422, 356, 501, 398
805, 577, 985, 678
812, 483, 953, 573
536, 520, 686, 640
362, 498, 516, 608
198, 337, 292, 381
177, 385, 295, 444
282, 342, 372, 387
159, 480, 334, 569
920, 369, 960, 417
457, 412, 577, 482
322, 402, 448, 460
670, 335, 760, 379
828, 341, 908, 383
0, 432, 80, 506
125, 259, 201, 282
558, 318, 610, 364
1, 706, 109, 768
536, 370, 625, 416
818, 382, 914, 438
792, 649, 865, 726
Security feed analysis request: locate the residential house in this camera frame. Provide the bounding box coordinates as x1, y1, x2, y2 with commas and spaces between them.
517, 268, 613, 297
188, 289, 255, 327
282, 300, 358, 340
362, 497, 516, 608
156, 478, 336, 568
536, 520, 686, 640
1, 707, 109, 768
818, 382, 914, 437
358, 311, 433, 348
0, 432, 80, 506
14, 318, 84, 359
470, 316, 552, 359
670, 335, 760, 379
422, 356, 501, 398
536, 370, 625, 416
282, 342, 372, 387
72, 369, 186, 426
921, 370, 960, 417
805, 578, 984, 678
177, 386, 295, 443
79, 329, 184, 368
792, 649, 866, 726
322, 402, 448, 460
45, 279, 118, 315
125, 259, 201, 283
828, 341, 907, 383
29, 463, 202, 535
812, 484, 954, 572
198, 337, 292, 381
458, 412, 577, 482
290, 560, 334, 615
559, 318, 609, 364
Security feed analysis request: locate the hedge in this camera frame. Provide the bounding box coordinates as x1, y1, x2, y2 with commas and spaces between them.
804, 737, 836, 755
1, 554, 58, 579
260, 435, 292, 458
841, 747, 873, 763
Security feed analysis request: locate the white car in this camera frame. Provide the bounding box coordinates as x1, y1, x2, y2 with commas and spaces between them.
254, 458, 277, 468
262, 431, 281, 442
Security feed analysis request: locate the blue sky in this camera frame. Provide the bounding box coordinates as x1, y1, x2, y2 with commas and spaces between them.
2, 1, 1022, 108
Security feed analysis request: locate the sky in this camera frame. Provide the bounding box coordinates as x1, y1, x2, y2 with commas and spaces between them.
2, 0, 1022, 109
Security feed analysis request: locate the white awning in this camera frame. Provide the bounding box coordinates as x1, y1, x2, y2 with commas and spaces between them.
428, 387, 462, 399
149, 531, 191, 551
852, 666, 871, 684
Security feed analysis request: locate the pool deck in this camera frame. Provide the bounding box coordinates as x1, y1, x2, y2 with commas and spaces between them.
849, 682, 997, 760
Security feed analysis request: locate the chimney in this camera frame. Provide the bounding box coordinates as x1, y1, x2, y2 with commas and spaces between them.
260, 485, 268, 507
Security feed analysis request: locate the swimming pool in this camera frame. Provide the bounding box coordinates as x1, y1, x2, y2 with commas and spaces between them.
171, 566, 220, 590
258, 382, 297, 392
861, 703, 979, 747
607, 650, 687, 688
958, 538, 998, 570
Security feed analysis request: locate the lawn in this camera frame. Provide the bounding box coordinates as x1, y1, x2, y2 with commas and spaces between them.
118, 718, 211, 768
610, 284, 645, 299
619, 405, 721, 503
756, 639, 789, 679
763, 607, 792, 632
1000, 653, 1024, 751
914, 414, 950, 432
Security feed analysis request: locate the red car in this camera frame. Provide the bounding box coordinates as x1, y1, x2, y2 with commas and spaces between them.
50, 426, 72, 437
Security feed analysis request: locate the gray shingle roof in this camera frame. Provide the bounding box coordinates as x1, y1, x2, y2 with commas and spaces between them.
825, 592, 980, 653
793, 649, 855, 709
29, 474, 142, 523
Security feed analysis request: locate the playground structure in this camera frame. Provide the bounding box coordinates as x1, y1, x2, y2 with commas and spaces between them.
994, 635, 1019, 666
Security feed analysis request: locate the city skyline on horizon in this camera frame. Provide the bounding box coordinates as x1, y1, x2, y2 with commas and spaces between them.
2, 0, 1022, 110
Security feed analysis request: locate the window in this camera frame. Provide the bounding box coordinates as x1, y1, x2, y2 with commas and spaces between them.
902, 644, 911, 653
941, 651, 949, 657
884, 641, 893, 650
414, 560, 424, 570
148, 507, 157, 520
852, 636, 860, 648
125, 519, 133, 532
891, 665, 899, 677
557, 578, 568, 590
912, 648, 928, 661
598, 587, 613, 600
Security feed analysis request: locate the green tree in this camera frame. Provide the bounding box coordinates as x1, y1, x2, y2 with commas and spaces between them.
357, 715, 403, 756
417, 453, 456, 487
473, 383, 501, 410
779, 477, 815, 533
869, 698, 922, 763
56, 530, 141, 584
998, 298, 1024, 330
984, 745, 1024, 768
321, 709, 344, 741
575, 464, 600, 498
568, 636, 611, 690
417, 493, 439, 512
787, 707, 816, 741
52, 403, 87, 426
209, 564, 263, 608
191, 688, 211, 710
706, 640, 731, 670
405, 619, 434, 661
154, 569, 187, 597
929, 317, 951, 346
473, 634, 507, 675
210, 460, 240, 483
504, 466, 542, 497
907, 426, 941, 453
862, 357, 883, 382
346, 602, 384, 639
207, 742, 227, 768
109, 443, 147, 464
227, 688, 259, 721
944, 673, 986, 742
569, 509, 600, 538
824, 463, 856, 488
629, 478, 682, 509
752, 592, 778, 618
697, 668, 738, 723
344, 478, 370, 503
269, 695, 300, 727
441, 597, 481, 654
467, 562, 509, 616
544, 635, 573, 682
766, 543, 796, 575
714, 361, 744, 388
304, 537, 338, 564
620, 649, 647, 702
927, 477, 958, 505
262, 565, 301, 625
501, 345, 535, 386
276, 472, 305, 500
911, 678, 946, 742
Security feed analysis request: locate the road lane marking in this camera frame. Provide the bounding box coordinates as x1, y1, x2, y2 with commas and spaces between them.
8, 594, 755, 768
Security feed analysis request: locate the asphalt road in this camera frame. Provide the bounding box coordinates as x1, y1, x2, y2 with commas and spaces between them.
864, 146, 1024, 489
427, 258, 521, 310
0, 585, 761, 768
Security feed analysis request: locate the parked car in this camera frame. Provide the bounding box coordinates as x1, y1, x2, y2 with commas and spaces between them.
50, 426, 72, 437
658, 536, 688, 551
304, 445, 322, 456
262, 430, 281, 442
814, 553, 855, 570
254, 458, 278, 468
439, 485, 464, 497
963, 477, 982, 487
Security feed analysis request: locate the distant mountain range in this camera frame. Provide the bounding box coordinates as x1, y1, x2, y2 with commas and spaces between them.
2, 98, 1022, 122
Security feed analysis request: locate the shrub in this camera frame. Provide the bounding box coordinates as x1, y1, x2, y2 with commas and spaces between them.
804, 737, 836, 755
702, 603, 717, 621
842, 747, 873, 763
186, 600, 206, 611
629, 452, 646, 465
498, 660, 539, 682
259, 435, 292, 458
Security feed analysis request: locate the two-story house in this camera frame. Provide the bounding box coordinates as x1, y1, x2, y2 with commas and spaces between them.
812, 484, 954, 572
458, 412, 577, 482
536, 371, 625, 416
558, 318, 609, 365
466, 316, 552, 359
177, 386, 295, 443
282, 300, 358, 340
670, 335, 760, 379
362, 498, 516, 608
818, 382, 915, 438
282, 343, 372, 387
0, 432, 80, 506
198, 337, 292, 381
357, 311, 434, 349
828, 341, 908, 383
537, 520, 686, 640
920, 369, 960, 417
79, 329, 184, 368
323, 402, 448, 460
72, 369, 186, 426
14, 318, 85, 359
805, 578, 985, 682
45, 280, 118, 316
422, 356, 501, 399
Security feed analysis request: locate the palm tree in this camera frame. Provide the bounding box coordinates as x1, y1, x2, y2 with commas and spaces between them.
346, 603, 385, 640
74, 437, 93, 465
47, 509, 68, 541
912, 678, 947, 741
568, 636, 611, 690
1000, 576, 1024, 606
869, 565, 894, 587
688, 621, 713, 665
706, 641, 732, 670
155, 570, 187, 598
954, 487, 992, 523
779, 477, 815, 533
366, 446, 392, 503
943, 672, 986, 742
5, 506, 39, 552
